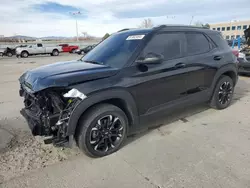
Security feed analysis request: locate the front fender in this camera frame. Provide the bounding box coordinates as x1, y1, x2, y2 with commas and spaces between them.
66, 89, 139, 136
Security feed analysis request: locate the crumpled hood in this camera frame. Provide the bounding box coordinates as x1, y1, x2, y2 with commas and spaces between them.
19, 60, 118, 93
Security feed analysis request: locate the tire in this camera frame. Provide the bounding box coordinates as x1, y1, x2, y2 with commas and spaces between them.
81, 51, 85, 55
52, 49, 59, 56
21, 51, 29, 58
71, 49, 76, 53
0, 52, 3, 57
7, 52, 13, 57
210, 75, 234, 110
77, 104, 128, 158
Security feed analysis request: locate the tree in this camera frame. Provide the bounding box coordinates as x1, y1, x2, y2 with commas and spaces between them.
138, 18, 154, 28
203, 23, 210, 29
194, 21, 210, 29
81, 32, 89, 38
102, 33, 110, 40
194, 21, 203, 27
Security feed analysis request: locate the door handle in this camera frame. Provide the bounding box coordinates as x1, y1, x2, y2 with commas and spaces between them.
175, 63, 186, 68
214, 56, 222, 61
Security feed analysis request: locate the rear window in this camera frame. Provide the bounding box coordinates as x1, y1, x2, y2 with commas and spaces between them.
185, 33, 210, 56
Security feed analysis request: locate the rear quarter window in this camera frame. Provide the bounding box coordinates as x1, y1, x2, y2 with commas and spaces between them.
208, 33, 230, 49
185, 33, 210, 56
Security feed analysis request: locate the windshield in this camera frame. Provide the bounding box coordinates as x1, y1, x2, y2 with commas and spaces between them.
81, 32, 146, 68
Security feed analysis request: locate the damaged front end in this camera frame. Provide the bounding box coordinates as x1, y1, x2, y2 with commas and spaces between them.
19, 86, 85, 147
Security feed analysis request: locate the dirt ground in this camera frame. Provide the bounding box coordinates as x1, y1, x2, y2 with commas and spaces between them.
0, 54, 82, 183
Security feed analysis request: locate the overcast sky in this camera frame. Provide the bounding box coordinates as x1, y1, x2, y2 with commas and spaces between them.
0, 0, 250, 37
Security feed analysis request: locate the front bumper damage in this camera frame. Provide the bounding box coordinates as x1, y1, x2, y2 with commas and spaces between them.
19, 85, 84, 147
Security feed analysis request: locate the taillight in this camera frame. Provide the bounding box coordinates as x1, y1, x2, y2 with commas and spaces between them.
232, 50, 239, 57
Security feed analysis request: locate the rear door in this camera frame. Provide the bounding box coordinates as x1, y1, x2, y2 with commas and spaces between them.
183, 32, 217, 98
36, 44, 45, 53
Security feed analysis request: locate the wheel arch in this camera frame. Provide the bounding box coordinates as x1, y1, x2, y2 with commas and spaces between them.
67, 89, 139, 136
210, 64, 238, 99
21, 50, 29, 55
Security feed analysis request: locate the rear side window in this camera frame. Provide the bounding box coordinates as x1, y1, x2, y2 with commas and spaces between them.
209, 33, 230, 49
185, 33, 210, 56
142, 33, 183, 60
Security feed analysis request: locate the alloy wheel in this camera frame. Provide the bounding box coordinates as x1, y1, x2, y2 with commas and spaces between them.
89, 115, 125, 153
218, 81, 233, 105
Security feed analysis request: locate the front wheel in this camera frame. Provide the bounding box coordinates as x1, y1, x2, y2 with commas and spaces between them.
21, 51, 29, 58
77, 104, 128, 157
210, 75, 234, 109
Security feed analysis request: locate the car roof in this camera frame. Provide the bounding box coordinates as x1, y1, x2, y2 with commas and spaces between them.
159, 25, 219, 34
117, 25, 219, 35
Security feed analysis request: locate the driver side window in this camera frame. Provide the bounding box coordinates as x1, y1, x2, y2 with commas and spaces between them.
141, 32, 184, 61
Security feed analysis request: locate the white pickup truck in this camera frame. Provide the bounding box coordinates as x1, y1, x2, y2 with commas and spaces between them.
16, 43, 62, 58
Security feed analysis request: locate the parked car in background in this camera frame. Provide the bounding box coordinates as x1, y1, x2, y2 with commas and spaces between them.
16, 43, 62, 58
59, 44, 79, 53
19, 25, 238, 157
0, 45, 27, 57
237, 50, 250, 75
75, 44, 96, 55
0, 48, 5, 56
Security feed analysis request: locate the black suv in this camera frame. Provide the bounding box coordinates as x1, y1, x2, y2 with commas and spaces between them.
19, 25, 238, 157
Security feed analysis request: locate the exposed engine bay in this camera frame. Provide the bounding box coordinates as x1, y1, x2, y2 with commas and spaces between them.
19, 86, 84, 147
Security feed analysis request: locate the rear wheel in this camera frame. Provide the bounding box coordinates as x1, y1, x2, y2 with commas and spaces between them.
81, 51, 85, 55
0, 52, 3, 57
21, 51, 29, 58
210, 75, 234, 109
77, 104, 128, 157
71, 49, 76, 53
52, 49, 59, 56
7, 52, 13, 57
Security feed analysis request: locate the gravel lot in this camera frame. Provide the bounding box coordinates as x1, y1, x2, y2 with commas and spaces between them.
1, 53, 250, 187
0, 53, 82, 183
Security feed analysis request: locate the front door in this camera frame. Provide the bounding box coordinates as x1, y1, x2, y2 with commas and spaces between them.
127, 32, 192, 115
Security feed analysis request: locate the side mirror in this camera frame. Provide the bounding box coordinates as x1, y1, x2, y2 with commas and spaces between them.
136, 52, 164, 65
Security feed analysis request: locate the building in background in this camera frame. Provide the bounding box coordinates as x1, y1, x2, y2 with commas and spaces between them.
210, 20, 250, 40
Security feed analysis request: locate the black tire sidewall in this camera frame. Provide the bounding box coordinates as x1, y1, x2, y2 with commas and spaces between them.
212, 76, 234, 109
53, 50, 59, 56
78, 105, 128, 157
21, 51, 28, 58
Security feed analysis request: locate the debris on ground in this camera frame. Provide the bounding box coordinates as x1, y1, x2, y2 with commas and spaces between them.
0, 129, 81, 183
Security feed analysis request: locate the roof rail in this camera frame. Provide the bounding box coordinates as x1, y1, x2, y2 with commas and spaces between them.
153, 24, 209, 30
153, 25, 167, 31
117, 28, 131, 32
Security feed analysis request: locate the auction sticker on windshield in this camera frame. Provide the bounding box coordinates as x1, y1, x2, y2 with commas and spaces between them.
126, 35, 145, 40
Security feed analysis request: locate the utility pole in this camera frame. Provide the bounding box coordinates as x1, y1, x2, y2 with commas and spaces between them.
189, 16, 194, 25
70, 11, 81, 41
